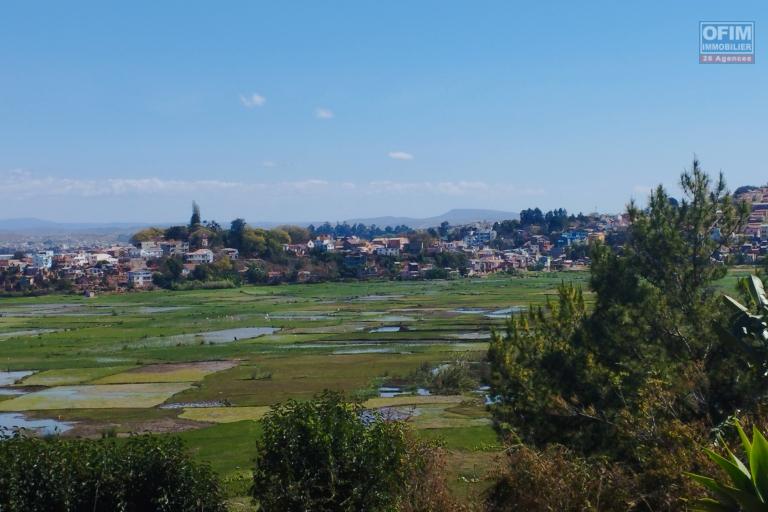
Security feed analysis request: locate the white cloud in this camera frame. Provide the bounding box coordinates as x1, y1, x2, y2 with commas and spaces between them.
261, 161, 277, 168
239, 92, 266, 108
388, 151, 414, 161
0, 170, 329, 198
0, 170, 543, 200
315, 108, 334, 119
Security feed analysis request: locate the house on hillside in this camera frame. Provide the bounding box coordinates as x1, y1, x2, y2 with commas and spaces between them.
185, 249, 214, 265
139, 241, 164, 259
283, 243, 308, 256
32, 251, 54, 269
160, 240, 189, 256
463, 229, 497, 248
128, 269, 153, 288
221, 248, 239, 260
307, 239, 335, 252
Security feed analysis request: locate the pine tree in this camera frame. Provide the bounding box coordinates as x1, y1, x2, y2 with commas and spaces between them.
189, 201, 201, 228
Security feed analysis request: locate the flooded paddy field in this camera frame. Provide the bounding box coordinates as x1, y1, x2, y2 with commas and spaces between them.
0, 272, 588, 502
0, 412, 73, 435
0, 383, 194, 410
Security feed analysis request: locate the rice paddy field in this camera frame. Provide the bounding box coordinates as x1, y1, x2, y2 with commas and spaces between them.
0, 270, 659, 505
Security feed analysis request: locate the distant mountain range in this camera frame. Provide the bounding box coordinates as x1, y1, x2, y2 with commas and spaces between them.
343, 209, 518, 229
0, 218, 160, 234
0, 209, 518, 235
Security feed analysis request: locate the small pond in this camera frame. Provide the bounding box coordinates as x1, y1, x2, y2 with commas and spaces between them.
485, 306, 526, 319
0, 412, 73, 436
378, 386, 431, 398
0, 371, 34, 386
375, 315, 415, 322
453, 308, 488, 314
160, 400, 227, 409
152, 327, 280, 346
0, 388, 27, 396
0, 304, 111, 317
138, 306, 189, 314
199, 327, 280, 344
369, 326, 401, 333
269, 313, 332, 321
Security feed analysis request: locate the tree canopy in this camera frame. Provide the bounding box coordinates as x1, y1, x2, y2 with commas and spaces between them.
0, 434, 225, 512
488, 159, 751, 509
252, 391, 419, 512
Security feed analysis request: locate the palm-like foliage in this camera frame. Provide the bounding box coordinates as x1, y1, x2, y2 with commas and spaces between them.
687, 421, 768, 511
686, 276, 768, 511
721, 275, 768, 361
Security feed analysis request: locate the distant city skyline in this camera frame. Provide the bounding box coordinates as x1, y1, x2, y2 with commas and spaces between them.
1, 1, 765, 223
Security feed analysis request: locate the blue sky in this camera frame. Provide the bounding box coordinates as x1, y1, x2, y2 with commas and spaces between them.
0, 1, 765, 223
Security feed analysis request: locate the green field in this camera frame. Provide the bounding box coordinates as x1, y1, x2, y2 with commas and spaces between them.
0, 271, 597, 504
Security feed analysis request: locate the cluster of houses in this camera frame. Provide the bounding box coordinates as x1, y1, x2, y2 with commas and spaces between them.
281, 218, 623, 278
4, 193, 768, 294
0, 239, 239, 293
0, 221, 613, 292
6, 187, 768, 291
732, 187, 768, 262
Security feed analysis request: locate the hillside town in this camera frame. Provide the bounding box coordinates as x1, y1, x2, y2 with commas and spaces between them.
2, 187, 767, 295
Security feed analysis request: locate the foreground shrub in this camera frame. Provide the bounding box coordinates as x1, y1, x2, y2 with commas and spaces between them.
612, 377, 714, 510
0, 433, 225, 512
399, 436, 472, 512
251, 390, 462, 512
484, 444, 638, 512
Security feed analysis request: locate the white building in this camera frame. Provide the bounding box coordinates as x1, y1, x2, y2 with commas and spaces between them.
374, 246, 400, 257
88, 253, 118, 266
307, 239, 335, 252
128, 270, 153, 288
71, 253, 89, 267
185, 249, 214, 264
32, 250, 54, 269
139, 241, 164, 258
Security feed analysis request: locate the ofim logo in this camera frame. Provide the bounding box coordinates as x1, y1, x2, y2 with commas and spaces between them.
700, 21, 755, 64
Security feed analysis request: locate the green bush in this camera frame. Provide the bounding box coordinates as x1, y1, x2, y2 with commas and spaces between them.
0, 434, 225, 512
251, 391, 455, 512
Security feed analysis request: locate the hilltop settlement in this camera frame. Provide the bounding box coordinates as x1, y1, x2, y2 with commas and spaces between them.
2, 186, 767, 295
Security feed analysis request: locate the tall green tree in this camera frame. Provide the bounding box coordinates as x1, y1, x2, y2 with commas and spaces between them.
228, 218, 247, 251
164, 225, 189, 241
489, 159, 749, 472
488, 282, 589, 444
190, 201, 201, 228
487, 160, 751, 509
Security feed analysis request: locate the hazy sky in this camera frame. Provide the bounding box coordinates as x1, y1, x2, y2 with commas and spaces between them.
1, 1, 766, 223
